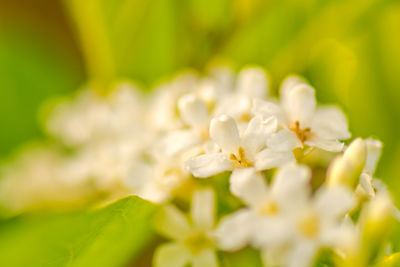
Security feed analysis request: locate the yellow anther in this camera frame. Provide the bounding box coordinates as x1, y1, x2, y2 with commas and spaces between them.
290, 120, 312, 143
230, 147, 253, 168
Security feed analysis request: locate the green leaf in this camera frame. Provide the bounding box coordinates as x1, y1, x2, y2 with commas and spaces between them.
0, 196, 157, 267
221, 247, 263, 267
0, 22, 83, 156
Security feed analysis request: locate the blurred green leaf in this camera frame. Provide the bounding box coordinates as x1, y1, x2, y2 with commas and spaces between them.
64, 0, 182, 86
0, 22, 83, 156
0, 196, 157, 267
221, 248, 263, 267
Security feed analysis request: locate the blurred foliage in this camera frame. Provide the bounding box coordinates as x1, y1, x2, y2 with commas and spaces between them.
1, 0, 400, 265
0, 196, 156, 266
1, 0, 399, 189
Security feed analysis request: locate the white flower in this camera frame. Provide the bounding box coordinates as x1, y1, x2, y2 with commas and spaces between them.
185, 114, 296, 178
0, 147, 92, 212
215, 164, 311, 251
214, 67, 269, 123
148, 72, 199, 131
215, 164, 355, 267
153, 189, 219, 267
274, 186, 354, 267
253, 77, 351, 152
123, 155, 191, 203
151, 94, 212, 158
47, 83, 147, 147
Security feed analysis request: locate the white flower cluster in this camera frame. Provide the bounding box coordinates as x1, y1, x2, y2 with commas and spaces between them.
0, 66, 398, 266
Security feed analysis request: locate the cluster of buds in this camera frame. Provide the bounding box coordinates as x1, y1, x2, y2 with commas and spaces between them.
0, 66, 398, 266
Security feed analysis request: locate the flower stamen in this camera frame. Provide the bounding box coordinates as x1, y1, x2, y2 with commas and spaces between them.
290, 121, 311, 143
230, 147, 253, 168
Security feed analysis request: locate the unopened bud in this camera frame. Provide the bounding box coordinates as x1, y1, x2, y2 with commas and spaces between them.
327, 138, 367, 188
360, 193, 395, 264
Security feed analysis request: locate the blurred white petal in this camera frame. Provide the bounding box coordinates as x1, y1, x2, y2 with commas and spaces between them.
287, 240, 317, 267
311, 106, 351, 140
191, 189, 215, 229
255, 149, 295, 171
185, 153, 232, 178
153, 205, 191, 240
154, 242, 191, 267
230, 168, 268, 206
286, 84, 316, 126
267, 129, 300, 152
178, 94, 209, 131
215, 209, 256, 251
305, 137, 344, 152
315, 186, 355, 220
192, 249, 218, 267
252, 99, 287, 124
251, 216, 292, 247
153, 130, 201, 158
237, 67, 269, 99
364, 138, 383, 174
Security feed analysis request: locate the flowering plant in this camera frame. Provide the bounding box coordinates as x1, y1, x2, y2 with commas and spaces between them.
0, 66, 399, 267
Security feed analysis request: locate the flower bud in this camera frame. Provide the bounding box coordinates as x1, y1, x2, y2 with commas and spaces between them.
327, 138, 367, 188
360, 193, 395, 264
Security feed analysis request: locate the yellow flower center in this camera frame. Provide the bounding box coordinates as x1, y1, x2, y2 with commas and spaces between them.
297, 212, 320, 239
230, 147, 253, 168
183, 231, 213, 255
257, 201, 280, 215
290, 120, 311, 143
239, 112, 252, 122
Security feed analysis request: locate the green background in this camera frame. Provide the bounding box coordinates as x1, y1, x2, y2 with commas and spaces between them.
0, 0, 400, 265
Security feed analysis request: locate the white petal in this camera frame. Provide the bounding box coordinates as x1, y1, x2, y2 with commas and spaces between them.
315, 186, 355, 220
191, 189, 215, 229
251, 217, 292, 248
288, 240, 318, 267
204, 140, 220, 154
241, 116, 278, 158
213, 95, 251, 121
261, 246, 289, 267
192, 249, 219, 267
153, 130, 201, 158
252, 99, 287, 124
153, 242, 191, 267
178, 94, 209, 131
245, 115, 278, 137
280, 75, 308, 107
153, 205, 191, 240
237, 67, 269, 99
254, 149, 295, 171
214, 209, 256, 251
272, 164, 311, 195
305, 137, 344, 152
185, 153, 232, 178
267, 129, 300, 152
210, 115, 240, 154
229, 168, 269, 207
286, 84, 316, 126
271, 164, 311, 211
139, 183, 171, 203
311, 106, 351, 140
364, 138, 383, 174
124, 160, 153, 191
358, 173, 375, 197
